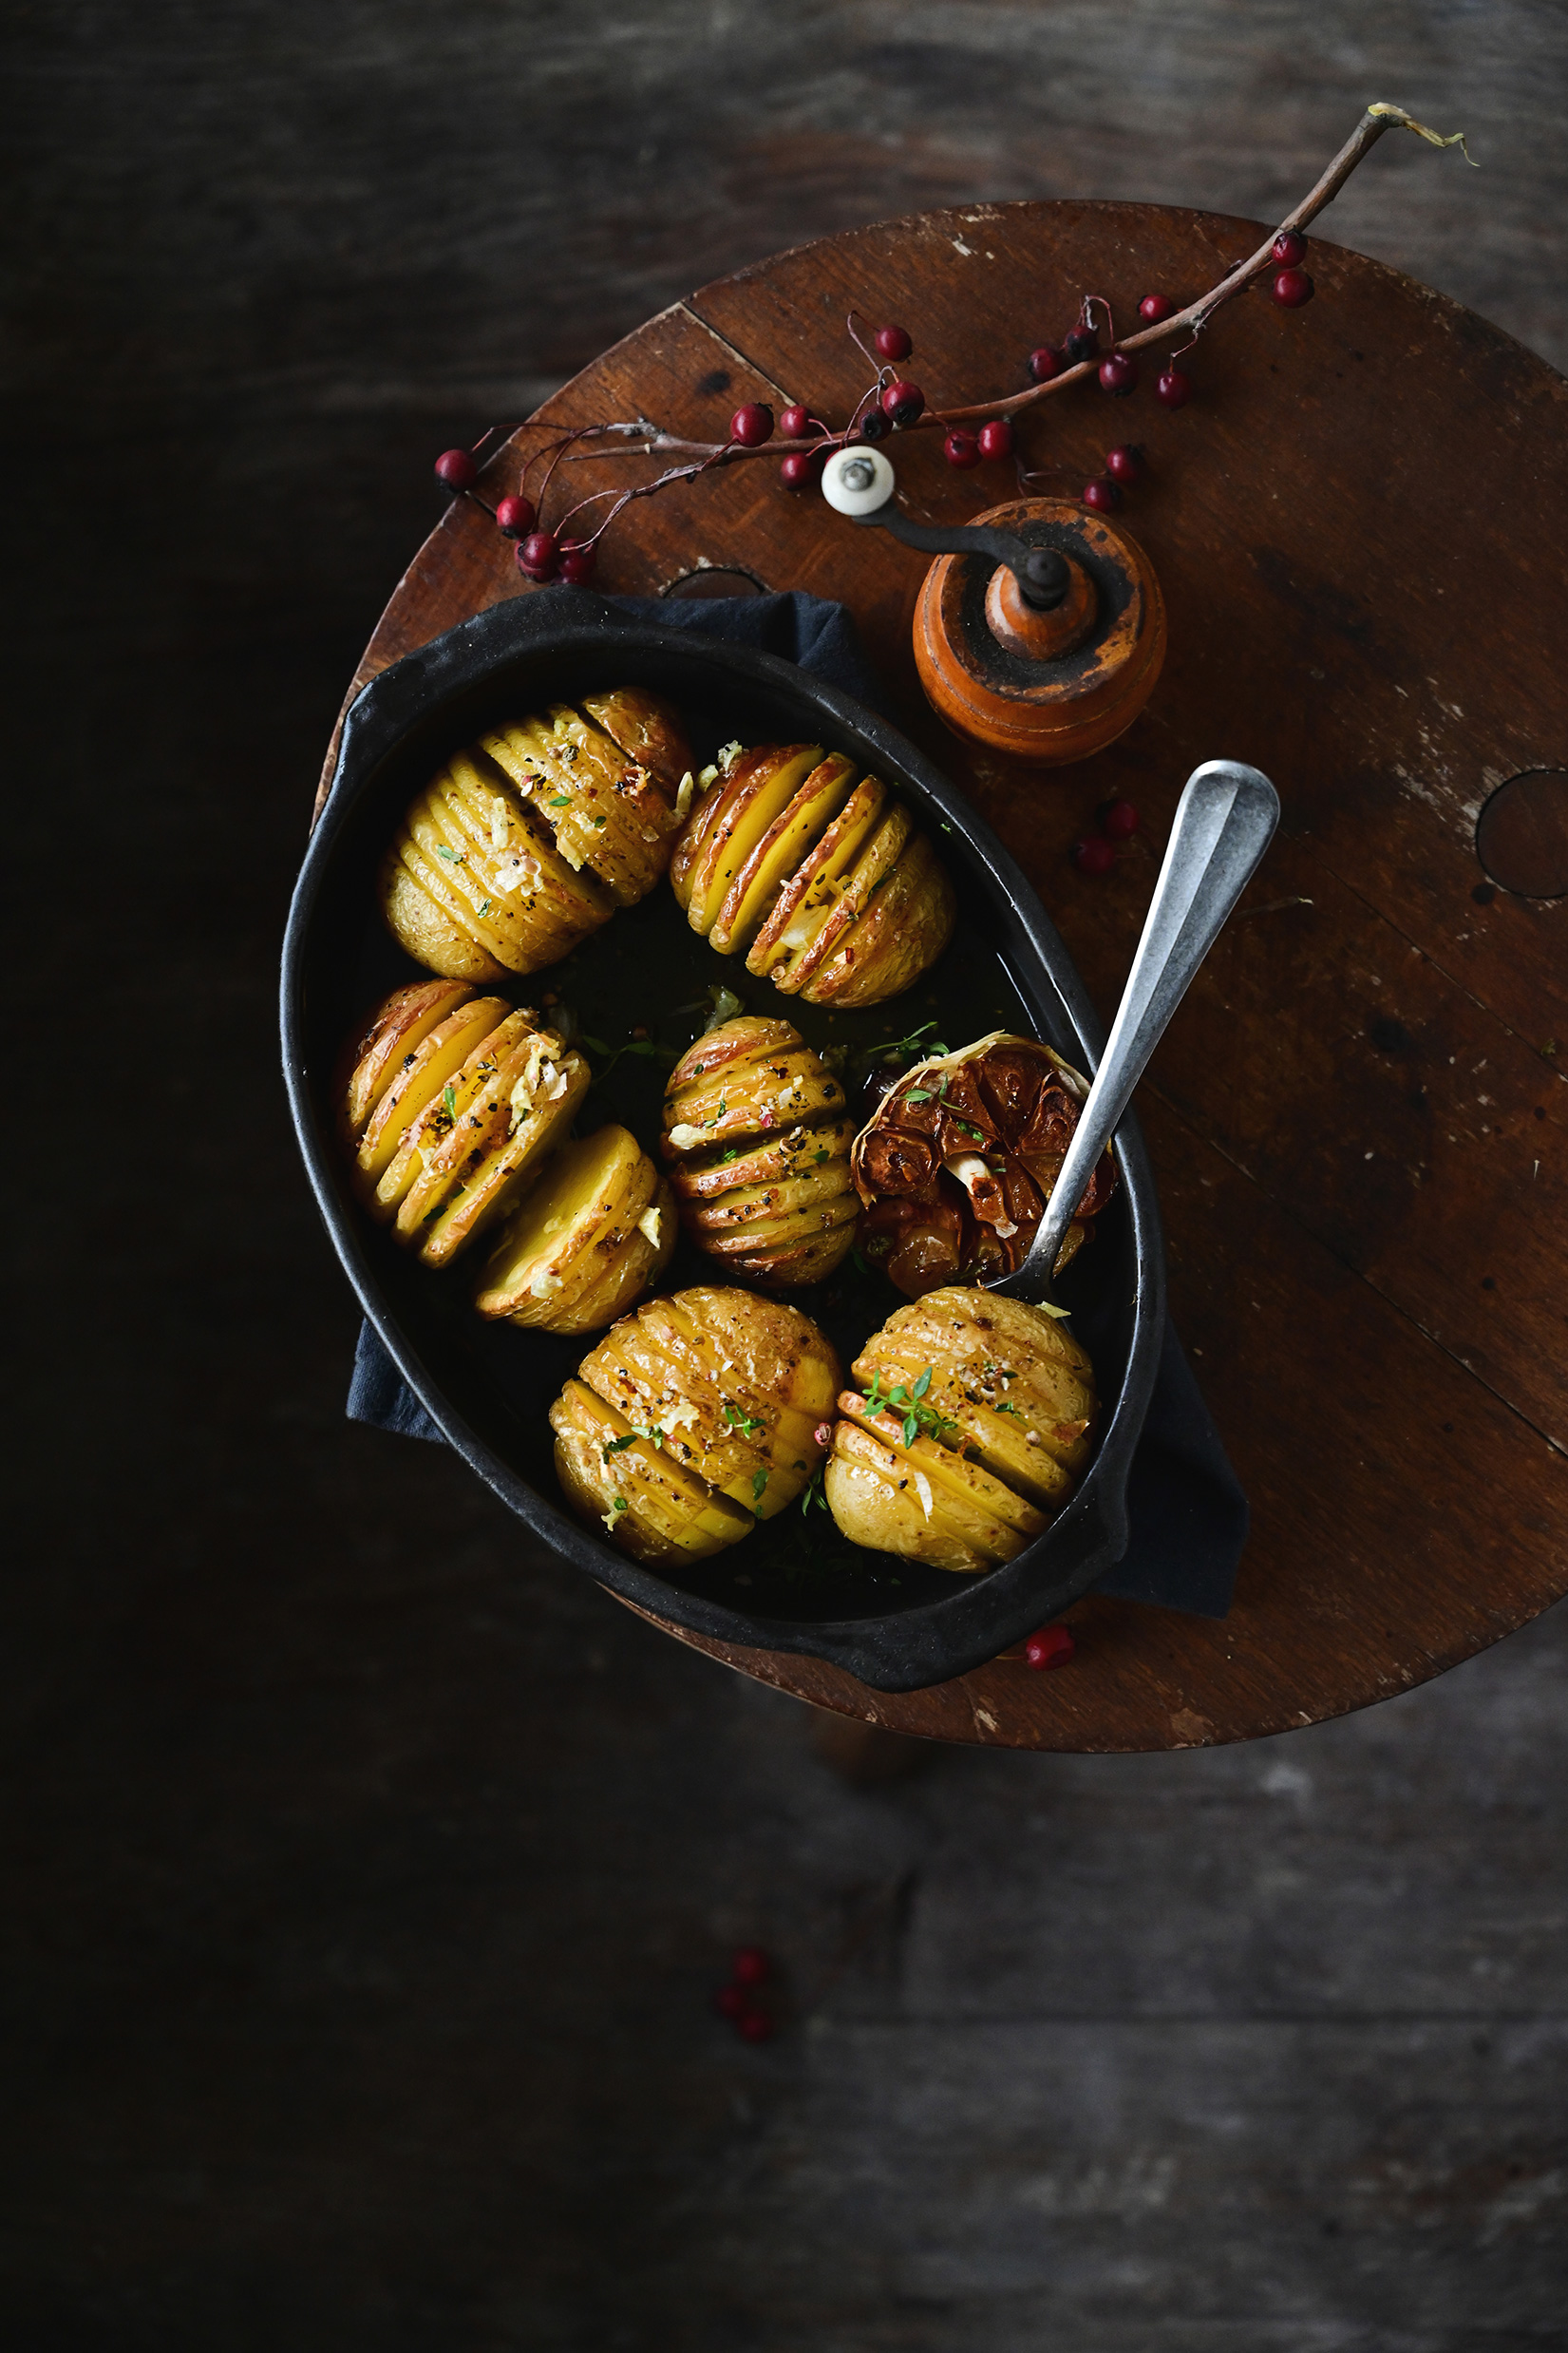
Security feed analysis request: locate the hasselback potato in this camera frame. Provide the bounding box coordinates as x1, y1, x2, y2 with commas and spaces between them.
550, 1287, 841, 1565
822, 1286, 1098, 1573
379, 686, 691, 981
339, 979, 590, 1265
851, 1031, 1117, 1298
473, 1125, 675, 1337
660, 1015, 859, 1286
670, 741, 955, 1008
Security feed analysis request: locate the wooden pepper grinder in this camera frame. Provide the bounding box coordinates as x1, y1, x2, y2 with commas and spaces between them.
822, 449, 1166, 766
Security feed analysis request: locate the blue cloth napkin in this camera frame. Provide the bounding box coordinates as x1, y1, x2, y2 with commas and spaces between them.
348, 591, 1246, 1619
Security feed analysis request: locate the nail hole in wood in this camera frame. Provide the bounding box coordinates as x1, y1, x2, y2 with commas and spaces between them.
1474, 768, 1568, 900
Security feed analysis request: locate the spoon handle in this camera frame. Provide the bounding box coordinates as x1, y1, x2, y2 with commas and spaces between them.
993, 760, 1280, 1304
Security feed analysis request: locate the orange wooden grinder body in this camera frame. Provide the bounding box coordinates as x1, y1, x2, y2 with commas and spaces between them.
913, 497, 1167, 765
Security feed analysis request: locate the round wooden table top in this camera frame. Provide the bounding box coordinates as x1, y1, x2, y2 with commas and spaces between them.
317, 199, 1568, 1754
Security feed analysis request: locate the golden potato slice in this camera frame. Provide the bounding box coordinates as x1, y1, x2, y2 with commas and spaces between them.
473, 1124, 655, 1324
550, 1379, 756, 1566
824, 1415, 1035, 1574
661, 1017, 859, 1287
800, 831, 958, 1009
353, 995, 512, 1189
575, 1287, 840, 1519
547, 1177, 677, 1337
679, 745, 824, 939
581, 686, 691, 793
381, 747, 611, 979
772, 803, 913, 996
392, 1022, 592, 1265
746, 776, 888, 985
340, 978, 475, 1142
709, 752, 859, 953
483, 709, 676, 906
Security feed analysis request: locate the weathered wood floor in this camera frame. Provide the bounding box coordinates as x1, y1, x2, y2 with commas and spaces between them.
5, 3, 1566, 2343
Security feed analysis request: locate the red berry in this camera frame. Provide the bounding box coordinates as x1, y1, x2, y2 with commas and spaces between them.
494, 493, 536, 538
779, 404, 812, 441
880, 379, 924, 428
732, 1945, 769, 1987
977, 419, 1013, 461
1156, 368, 1191, 410
1272, 268, 1314, 310
1138, 294, 1176, 325
1024, 1623, 1078, 1669
1104, 444, 1141, 485
1098, 797, 1140, 840
1272, 230, 1309, 269
737, 2008, 774, 2042
518, 530, 557, 579
875, 325, 913, 361
1028, 345, 1064, 383
1082, 477, 1122, 514
1065, 327, 1099, 364
730, 402, 774, 446
715, 1983, 747, 2019
434, 447, 477, 492
779, 449, 815, 489
1098, 352, 1139, 396
944, 429, 980, 469
558, 543, 596, 584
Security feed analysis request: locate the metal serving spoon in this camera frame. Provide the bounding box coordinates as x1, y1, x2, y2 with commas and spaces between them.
990, 759, 1281, 1308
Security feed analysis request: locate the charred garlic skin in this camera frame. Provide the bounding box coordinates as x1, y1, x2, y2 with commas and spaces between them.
661, 1016, 860, 1287
549, 1286, 841, 1566
379, 686, 691, 982
849, 1030, 1117, 1298
338, 979, 590, 1266
823, 1286, 1099, 1573
671, 741, 955, 1009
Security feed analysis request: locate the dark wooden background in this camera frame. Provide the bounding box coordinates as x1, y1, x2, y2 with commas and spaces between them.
6, 4, 1566, 2344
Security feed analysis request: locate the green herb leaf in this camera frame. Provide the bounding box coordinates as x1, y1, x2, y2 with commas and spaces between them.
602, 1432, 639, 1457
546, 794, 572, 808
904, 1089, 933, 1106
435, 844, 463, 863
442, 1083, 457, 1120
912, 1367, 932, 1400
477, 900, 492, 917
722, 1401, 765, 1439
751, 1467, 770, 1506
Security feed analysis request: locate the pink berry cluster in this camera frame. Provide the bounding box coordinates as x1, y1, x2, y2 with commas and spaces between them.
1072, 797, 1141, 878
714, 1945, 774, 2041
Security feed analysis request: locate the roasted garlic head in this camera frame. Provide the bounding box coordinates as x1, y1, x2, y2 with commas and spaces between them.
851, 1031, 1117, 1298
670, 741, 956, 1008
379, 686, 691, 981
339, 979, 589, 1264
550, 1287, 841, 1566
823, 1287, 1098, 1573
473, 1125, 675, 1337
660, 1015, 859, 1287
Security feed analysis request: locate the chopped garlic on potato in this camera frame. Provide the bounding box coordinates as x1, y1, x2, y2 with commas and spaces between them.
912, 1471, 935, 1521
674, 770, 697, 822
529, 1268, 564, 1298
489, 797, 510, 851
667, 1122, 708, 1152
636, 1205, 664, 1247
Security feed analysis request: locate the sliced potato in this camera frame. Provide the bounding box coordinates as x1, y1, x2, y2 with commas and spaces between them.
548, 1178, 677, 1337
824, 1284, 1098, 1572
553, 1287, 840, 1561
581, 685, 692, 792
746, 775, 888, 986
380, 686, 688, 980
661, 1017, 859, 1287
339, 977, 474, 1142
709, 751, 859, 953
800, 830, 958, 1009
681, 745, 824, 939
354, 995, 511, 1188
473, 1125, 668, 1330
551, 1379, 756, 1565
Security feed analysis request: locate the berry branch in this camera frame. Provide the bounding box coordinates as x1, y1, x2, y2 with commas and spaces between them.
431, 104, 1472, 581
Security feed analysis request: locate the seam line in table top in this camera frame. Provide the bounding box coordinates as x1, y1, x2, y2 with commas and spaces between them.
793, 2010, 1568, 2031
1149, 1077, 1567, 1469
675, 298, 791, 404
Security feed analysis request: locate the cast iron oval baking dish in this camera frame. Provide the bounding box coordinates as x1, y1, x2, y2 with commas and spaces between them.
280, 586, 1166, 1692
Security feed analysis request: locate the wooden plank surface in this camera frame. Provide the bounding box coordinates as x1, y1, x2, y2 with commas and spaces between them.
323, 201, 1568, 1753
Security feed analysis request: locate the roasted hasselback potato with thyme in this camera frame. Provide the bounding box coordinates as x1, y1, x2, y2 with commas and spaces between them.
550, 1287, 841, 1566
660, 1015, 859, 1286
669, 740, 956, 1008
338, 978, 590, 1264
473, 1125, 676, 1337
851, 1031, 1117, 1298
379, 686, 692, 981
823, 1287, 1099, 1573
